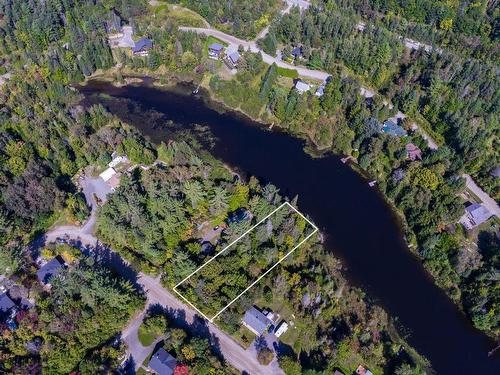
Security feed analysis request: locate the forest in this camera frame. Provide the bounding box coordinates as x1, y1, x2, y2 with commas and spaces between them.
170, 0, 282, 38
97, 141, 427, 374
0, 256, 145, 374
0, 0, 497, 372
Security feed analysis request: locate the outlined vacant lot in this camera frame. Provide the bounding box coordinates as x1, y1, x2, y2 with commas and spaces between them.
174, 202, 318, 322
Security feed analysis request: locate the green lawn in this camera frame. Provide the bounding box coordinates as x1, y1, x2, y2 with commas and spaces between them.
138, 325, 158, 346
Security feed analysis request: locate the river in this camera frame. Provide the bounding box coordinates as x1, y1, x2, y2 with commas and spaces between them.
78, 79, 498, 374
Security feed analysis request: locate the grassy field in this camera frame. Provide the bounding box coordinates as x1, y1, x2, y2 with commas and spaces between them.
138, 325, 158, 346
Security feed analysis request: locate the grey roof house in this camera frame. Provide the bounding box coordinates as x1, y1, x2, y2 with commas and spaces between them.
37, 257, 65, 286
228, 51, 241, 65
0, 293, 15, 315
208, 43, 224, 58
459, 203, 493, 230
382, 119, 407, 137
132, 38, 153, 55
242, 306, 272, 336
148, 347, 177, 375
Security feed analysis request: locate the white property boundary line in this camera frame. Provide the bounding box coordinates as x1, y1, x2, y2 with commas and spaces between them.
173, 201, 319, 322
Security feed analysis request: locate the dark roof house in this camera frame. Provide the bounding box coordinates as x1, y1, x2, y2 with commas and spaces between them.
382, 119, 407, 137
148, 347, 177, 375
227, 208, 251, 224
291, 46, 302, 58
36, 257, 65, 286
406, 143, 422, 161
132, 38, 153, 55
242, 306, 272, 336
0, 293, 15, 314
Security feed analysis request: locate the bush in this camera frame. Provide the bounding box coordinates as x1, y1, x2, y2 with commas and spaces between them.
257, 347, 274, 365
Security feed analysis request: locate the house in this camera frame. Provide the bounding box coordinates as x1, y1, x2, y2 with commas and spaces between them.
294, 80, 311, 94
99, 167, 116, 182
406, 143, 422, 161
36, 257, 65, 286
459, 203, 493, 230
0, 293, 15, 317
132, 38, 153, 56
382, 118, 407, 137
274, 320, 289, 338
227, 208, 251, 224
148, 347, 177, 375
291, 46, 302, 59
334, 371, 344, 375
242, 306, 272, 336
315, 83, 325, 97
200, 241, 215, 256
208, 43, 225, 59
356, 365, 373, 375
228, 51, 241, 66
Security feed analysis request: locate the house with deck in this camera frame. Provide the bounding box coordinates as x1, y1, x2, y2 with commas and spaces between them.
459, 203, 493, 230
208, 43, 225, 59
132, 38, 153, 56
148, 347, 177, 375
242, 306, 272, 336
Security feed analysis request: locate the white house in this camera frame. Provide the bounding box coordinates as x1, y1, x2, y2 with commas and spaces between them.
294, 80, 311, 94
99, 167, 116, 182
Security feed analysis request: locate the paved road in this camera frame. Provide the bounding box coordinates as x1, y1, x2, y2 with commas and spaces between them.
141, 274, 284, 374
463, 174, 500, 218
43, 197, 283, 374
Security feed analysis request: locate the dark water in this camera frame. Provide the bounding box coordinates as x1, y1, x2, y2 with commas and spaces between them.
79, 81, 499, 374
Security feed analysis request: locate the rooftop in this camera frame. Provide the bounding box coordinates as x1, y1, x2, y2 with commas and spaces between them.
228, 51, 241, 64
242, 306, 272, 335
148, 347, 177, 375
406, 143, 422, 160
382, 119, 407, 137
36, 257, 64, 285
295, 80, 311, 93
132, 38, 153, 53
459, 203, 493, 229
0, 293, 15, 313
208, 43, 224, 52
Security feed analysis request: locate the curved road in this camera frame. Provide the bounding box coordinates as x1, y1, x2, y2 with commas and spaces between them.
44, 208, 282, 375
179, 9, 500, 220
